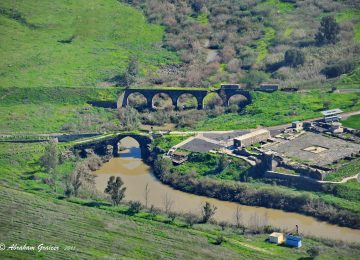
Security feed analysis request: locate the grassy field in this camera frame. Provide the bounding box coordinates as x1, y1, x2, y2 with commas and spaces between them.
324, 159, 360, 182
254, 27, 276, 64
2, 186, 359, 259
0, 0, 176, 134
152, 135, 192, 151
191, 91, 360, 131
2, 87, 358, 133
0, 187, 249, 259
342, 114, 360, 130
174, 152, 250, 181
0, 86, 122, 133
0, 0, 178, 88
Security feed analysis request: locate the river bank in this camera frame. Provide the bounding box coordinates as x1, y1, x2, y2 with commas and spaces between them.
94, 137, 360, 243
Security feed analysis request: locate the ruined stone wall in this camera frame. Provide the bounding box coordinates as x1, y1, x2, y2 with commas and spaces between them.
264, 171, 322, 190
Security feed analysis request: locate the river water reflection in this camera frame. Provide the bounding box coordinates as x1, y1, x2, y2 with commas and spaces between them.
94, 137, 360, 243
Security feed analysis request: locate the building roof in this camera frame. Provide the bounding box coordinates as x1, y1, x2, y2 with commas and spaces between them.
286, 234, 302, 241
220, 84, 242, 88
321, 109, 343, 116
269, 232, 283, 237
234, 129, 270, 141
260, 83, 279, 87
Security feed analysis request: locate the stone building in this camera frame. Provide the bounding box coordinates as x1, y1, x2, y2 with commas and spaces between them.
330, 122, 344, 134
292, 121, 303, 131
258, 83, 279, 92
233, 129, 270, 148
220, 84, 242, 89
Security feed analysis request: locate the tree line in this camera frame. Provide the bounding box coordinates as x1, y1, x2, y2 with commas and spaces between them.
153, 157, 360, 229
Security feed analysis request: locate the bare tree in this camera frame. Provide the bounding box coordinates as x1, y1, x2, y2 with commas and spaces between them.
184, 212, 199, 227
163, 193, 174, 214
144, 183, 150, 208
234, 206, 242, 229
249, 213, 261, 233
249, 212, 269, 233
70, 161, 95, 197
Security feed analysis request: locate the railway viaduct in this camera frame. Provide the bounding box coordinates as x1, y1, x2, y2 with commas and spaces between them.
118, 87, 252, 110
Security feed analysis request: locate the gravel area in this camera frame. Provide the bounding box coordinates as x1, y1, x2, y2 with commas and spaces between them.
203, 131, 250, 142
180, 138, 223, 152
264, 132, 360, 166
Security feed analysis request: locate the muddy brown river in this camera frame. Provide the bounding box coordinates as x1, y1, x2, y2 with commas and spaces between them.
95, 137, 360, 243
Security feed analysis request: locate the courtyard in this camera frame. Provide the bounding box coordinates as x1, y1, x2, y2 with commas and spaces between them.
264, 132, 360, 166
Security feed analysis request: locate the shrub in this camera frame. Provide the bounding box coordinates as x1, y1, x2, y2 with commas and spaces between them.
284, 49, 305, 67
128, 201, 142, 215
242, 70, 270, 88
321, 61, 357, 78
213, 235, 225, 245
184, 212, 199, 227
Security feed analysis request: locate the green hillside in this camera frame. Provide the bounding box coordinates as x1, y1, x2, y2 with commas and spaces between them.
0, 0, 177, 88
1, 186, 359, 259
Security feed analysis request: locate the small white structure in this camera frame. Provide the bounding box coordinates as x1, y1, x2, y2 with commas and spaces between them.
269, 232, 285, 244
233, 129, 271, 148
330, 122, 344, 134
292, 121, 303, 131
321, 109, 343, 122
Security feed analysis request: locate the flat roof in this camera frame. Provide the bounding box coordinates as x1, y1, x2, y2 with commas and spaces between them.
270, 232, 283, 237
234, 129, 270, 141
260, 83, 279, 86
321, 109, 343, 116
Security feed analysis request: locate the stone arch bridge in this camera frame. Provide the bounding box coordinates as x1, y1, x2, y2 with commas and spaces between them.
118, 87, 252, 110
72, 133, 152, 160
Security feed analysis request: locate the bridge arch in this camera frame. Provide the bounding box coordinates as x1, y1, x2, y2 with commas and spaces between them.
227, 94, 249, 107
152, 93, 175, 110
115, 136, 142, 159
127, 92, 148, 111
203, 92, 223, 109
177, 93, 198, 110
72, 134, 153, 162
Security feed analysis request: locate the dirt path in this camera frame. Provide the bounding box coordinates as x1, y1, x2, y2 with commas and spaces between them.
265, 110, 360, 132
319, 173, 359, 184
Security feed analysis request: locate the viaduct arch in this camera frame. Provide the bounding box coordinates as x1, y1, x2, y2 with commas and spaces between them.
118, 87, 252, 110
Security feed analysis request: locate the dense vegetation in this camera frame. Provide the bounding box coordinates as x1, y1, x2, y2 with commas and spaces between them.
153, 156, 360, 229
174, 152, 251, 181
124, 0, 360, 89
